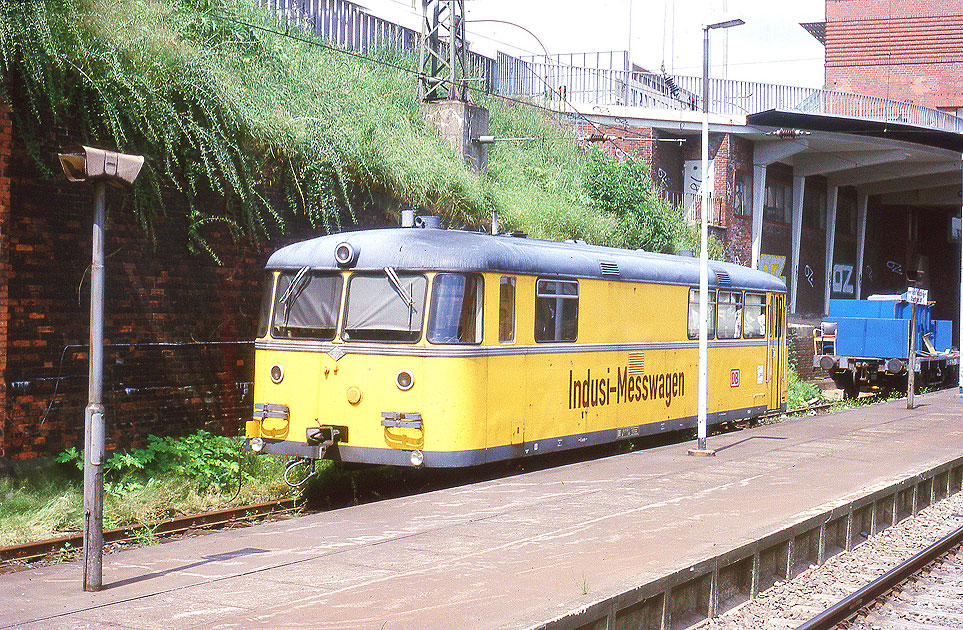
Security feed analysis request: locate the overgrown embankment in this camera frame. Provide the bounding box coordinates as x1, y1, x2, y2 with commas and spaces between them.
0, 0, 718, 256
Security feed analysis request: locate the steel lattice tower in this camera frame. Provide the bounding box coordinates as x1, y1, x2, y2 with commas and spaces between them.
418, 0, 470, 102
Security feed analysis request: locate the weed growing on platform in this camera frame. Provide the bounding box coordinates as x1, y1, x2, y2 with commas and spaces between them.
0, 431, 294, 547
787, 365, 824, 410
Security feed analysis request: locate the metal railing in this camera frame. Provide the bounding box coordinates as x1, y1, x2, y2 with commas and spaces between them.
496, 53, 697, 110
496, 55, 963, 134
795, 89, 963, 133
261, 0, 497, 91
659, 191, 724, 226
256, 3, 963, 135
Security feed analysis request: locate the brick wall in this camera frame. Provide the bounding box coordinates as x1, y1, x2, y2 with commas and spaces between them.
825, 0, 963, 110
589, 123, 653, 161
0, 99, 11, 459
0, 108, 344, 460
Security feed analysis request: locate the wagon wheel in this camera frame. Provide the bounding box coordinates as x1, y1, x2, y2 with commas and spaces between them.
842, 373, 860, 400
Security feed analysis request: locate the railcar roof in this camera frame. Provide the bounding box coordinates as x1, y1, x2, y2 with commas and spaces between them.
265, 228, 786, 292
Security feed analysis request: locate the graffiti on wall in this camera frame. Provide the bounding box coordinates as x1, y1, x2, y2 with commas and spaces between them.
832, 264, 856, 295
759, 254, 786, 282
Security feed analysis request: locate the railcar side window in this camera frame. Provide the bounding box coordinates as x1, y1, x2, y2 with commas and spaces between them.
716, 291, 743, 339
271, 270, 343, 340
687, 289, 716, 340
743, 293, 767, 338
499, 276, 516, 343
428, 273, 483, 344
256, 273, 275, 339
535, 279, 578, 342
342, 272, 427, 342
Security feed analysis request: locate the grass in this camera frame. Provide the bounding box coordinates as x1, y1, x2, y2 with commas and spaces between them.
0, 0, 719, 258
0, 431, 294, 548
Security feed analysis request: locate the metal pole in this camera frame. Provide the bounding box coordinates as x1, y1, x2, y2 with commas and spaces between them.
83, 181, 106, 592
696, 25, 711, 452
959, 159, 962, 396
907, 301, 917, 409
625, 0, 633, 106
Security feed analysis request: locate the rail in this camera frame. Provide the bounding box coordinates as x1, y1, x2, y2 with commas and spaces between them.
0, 498, 301, 565
794, 522, 963, 630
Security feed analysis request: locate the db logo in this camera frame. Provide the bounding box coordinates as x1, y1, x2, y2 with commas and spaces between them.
730, 369, 740, 388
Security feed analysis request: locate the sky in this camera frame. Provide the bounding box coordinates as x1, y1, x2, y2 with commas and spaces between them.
356, 0, 827, 88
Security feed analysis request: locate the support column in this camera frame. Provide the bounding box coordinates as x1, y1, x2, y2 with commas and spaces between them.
959, 160, 962, 393
789, 174, 805, 314
750, 140, 809, 272
751, 163, 767, 269
855, 191, 868, 299
824, 185, 839, 315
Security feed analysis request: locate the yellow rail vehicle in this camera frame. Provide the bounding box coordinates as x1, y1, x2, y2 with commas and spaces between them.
247, 225, 787, 467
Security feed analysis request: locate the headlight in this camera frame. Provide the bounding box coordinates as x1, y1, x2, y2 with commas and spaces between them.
410, 450, 424, 466
250, 437, 265, 453
395, 370, 414, 391
334, 242, 358, 267
270, 363, 284, 384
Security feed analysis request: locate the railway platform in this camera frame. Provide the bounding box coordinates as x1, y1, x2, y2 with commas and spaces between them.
2, 389, 962, 630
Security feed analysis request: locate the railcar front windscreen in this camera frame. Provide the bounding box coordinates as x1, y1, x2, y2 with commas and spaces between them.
271, 271, 343, 340
342, 272, 428, 342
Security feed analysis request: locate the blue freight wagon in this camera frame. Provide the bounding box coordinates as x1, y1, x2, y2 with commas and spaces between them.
813, 296, 960, 399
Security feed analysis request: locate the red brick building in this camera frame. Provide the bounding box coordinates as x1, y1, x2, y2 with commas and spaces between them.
822, 0, 963, 115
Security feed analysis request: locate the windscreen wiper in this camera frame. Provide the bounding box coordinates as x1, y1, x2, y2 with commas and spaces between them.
278, 266, 310, 325
384, 266, 416, 312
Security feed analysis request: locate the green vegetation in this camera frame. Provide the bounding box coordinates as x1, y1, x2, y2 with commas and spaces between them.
0, 0, 720, 257
0, 431, 292, 547
787, 364, 823, 409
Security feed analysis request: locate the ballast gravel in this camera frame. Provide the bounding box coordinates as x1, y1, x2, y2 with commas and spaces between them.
701, 488, 963, 630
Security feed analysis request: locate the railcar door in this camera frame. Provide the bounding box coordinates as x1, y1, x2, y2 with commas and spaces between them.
767, 293, 786, 411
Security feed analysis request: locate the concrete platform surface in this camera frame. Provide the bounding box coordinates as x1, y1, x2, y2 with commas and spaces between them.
2, 390, 961, 630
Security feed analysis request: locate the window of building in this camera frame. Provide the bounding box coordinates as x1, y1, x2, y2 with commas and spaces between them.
271, 270, 343, 340
743, 293, 766, 338
733, 173, 752, 217
803, 188, 827, 230
716, 291, 743, 339
836, 196, 857, 235
535, 279, 578, 342
427, 273, 484, 344
687, 289, 716, 339
342, 271, 427, 342
764, 181, 792, 223
498, 276, 516, 343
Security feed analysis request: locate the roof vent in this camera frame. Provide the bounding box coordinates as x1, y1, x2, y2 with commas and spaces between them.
599, 260, 620, 278
714, 269, 732, 287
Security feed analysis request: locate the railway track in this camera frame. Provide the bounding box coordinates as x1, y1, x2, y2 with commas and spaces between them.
0, 498, 301, 567
0, 398, 902, 572
797, 523, 963, 630
701, 486, 963, 630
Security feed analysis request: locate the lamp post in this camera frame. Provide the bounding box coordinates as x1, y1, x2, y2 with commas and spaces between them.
58, 146, 143, 591
690, 18, 743, 457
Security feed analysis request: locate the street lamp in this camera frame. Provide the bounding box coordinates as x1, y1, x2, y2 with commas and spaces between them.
58, 145, 143, 591
690, 18, 744, 457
